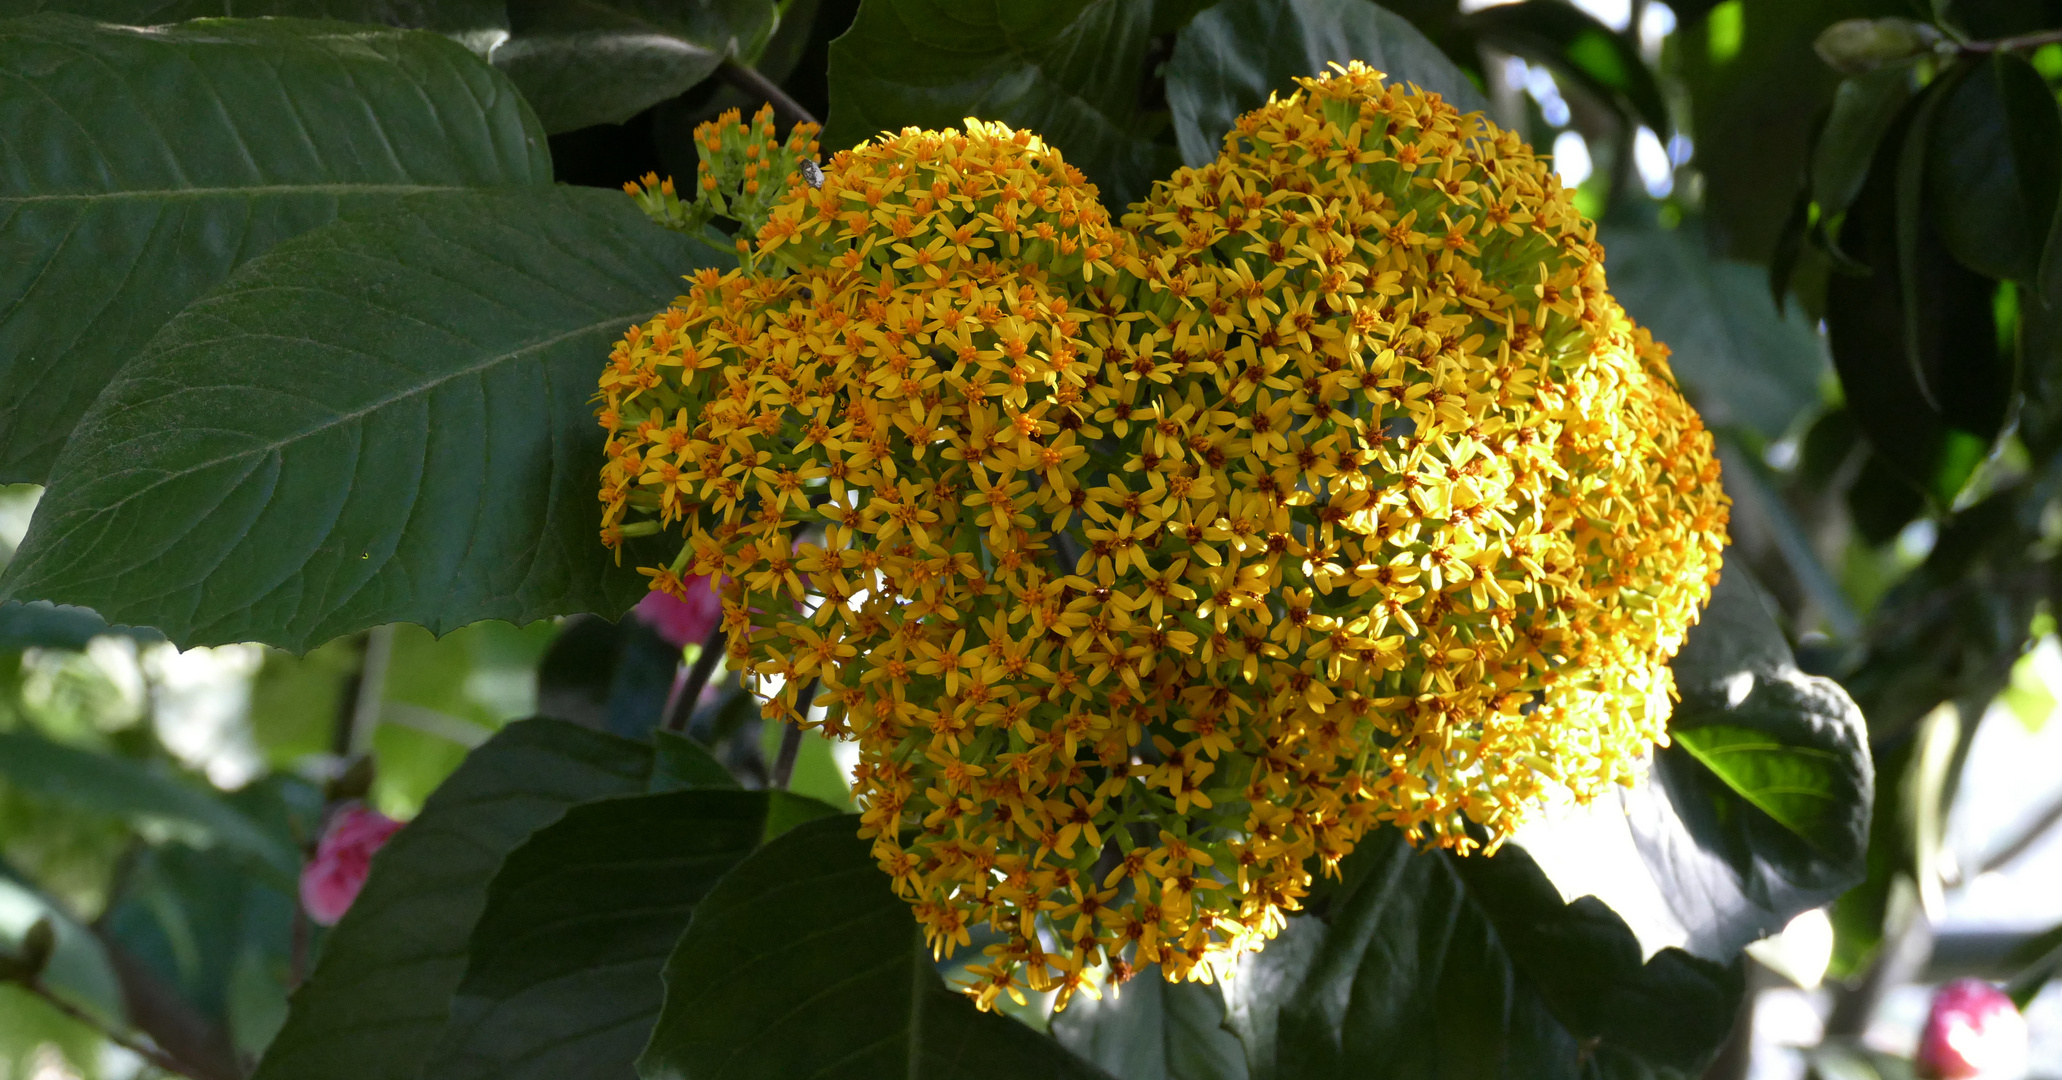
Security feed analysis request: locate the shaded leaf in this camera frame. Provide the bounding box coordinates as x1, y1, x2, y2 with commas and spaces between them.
1676, 0, 1904, 261
0, 731, 297, 883
1602, 222, 1829, 440
1223, 829, 1742, 1080
0, 871, 126, 1027
637, 814, 1113, 1080
426, 789, 831, 1080
251, 719, 653, 1080
0, 601, 160, 652
1051, 967, 1247, 1080
1844, 451, 1926, 546
648, 731, 740, 791
1460, 0, 1668, 134
1839, 493, 2044, 739
825, 0, 1172, 209
99, 842, 296, 1031
0, 14, 548, 484
1826, 84, 2011, 508
0, 0, 508, 50
1811, 67, 1914, 228
1623, 567, 1873, 958
0, 187, 725, 651
495, 0, 778, 133
1165, 0, 1490, 170
1926, 53, 2062, 284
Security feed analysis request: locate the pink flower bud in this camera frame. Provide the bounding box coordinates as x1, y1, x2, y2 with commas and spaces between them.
634, 575, 723, 648
300, 804, 404, 926
1915, 979, 2027, 1080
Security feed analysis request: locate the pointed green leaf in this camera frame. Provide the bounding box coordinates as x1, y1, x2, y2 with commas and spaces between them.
637, 814, 1113, 1080
825, 0, 1173, 209
1811, 68, 1914, 228
1826, 81, 2011, 510
0, 14, 548, 484
1166, 0, 1490, 170
0, 187, 725, 650
1926, 54, 2062, 284
251, 719, 653, 1080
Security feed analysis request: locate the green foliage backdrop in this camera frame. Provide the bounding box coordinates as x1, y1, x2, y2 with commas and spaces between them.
3, 0, 2061, 1077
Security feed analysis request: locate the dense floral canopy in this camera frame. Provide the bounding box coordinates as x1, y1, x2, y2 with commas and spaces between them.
596, 63, 1728, 1008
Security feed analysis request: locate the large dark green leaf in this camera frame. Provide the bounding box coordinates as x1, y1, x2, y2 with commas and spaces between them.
1825, 85, 2011, 509
825, 0, 1171, 209
637, 814, 1113, 1080
1622, 567, 1873, 959
0, 731, 297, 882
1926, 53, 2062, 284
426, 789, 832, 1080
1223, 829, 1742, 1080
1051, 967, 1247, 1080
0, 14, 548, 485
1459, 0, 1668, 134
250, 719, 653, 1080
495, 0, 777, 134
0, 0, 508, 49
1165, 0, 1490, 170
1602, 222, 1829, 441
0, 187, 722, 650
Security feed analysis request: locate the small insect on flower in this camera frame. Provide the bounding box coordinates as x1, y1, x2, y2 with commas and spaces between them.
800, 159, 823, 188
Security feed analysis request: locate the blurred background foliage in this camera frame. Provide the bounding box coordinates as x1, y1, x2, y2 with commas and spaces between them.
3, 0, 2062, 1077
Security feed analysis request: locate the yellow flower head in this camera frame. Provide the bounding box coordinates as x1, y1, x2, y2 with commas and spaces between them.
595, 62, 1728, 1008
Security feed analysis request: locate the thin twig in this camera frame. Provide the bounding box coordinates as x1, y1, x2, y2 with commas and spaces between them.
662, 625, 729, 733
1977, 790, 2062, 876
768, 676, 819, 790
715, 58, 819, 129
1961, 27, 2062, 54
23, 980, 203, 1080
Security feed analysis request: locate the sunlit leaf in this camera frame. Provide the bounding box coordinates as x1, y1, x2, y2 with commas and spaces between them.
0, 188, 724, 650
0, 15, 548, 484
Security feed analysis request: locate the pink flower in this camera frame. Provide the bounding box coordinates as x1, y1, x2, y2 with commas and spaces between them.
1916, 979, 2027, 1080
634, 576, 723, 649
300, 804, 404, 925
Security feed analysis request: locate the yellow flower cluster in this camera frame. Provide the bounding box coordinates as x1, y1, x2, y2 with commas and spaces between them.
595, 62, 1727, 1009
